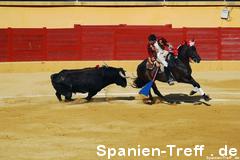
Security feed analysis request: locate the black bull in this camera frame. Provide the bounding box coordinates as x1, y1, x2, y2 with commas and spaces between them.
133, 43, 211, 103
51, 66, 127, 101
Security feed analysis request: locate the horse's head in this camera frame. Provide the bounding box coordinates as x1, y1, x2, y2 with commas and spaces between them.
178, 40, 201, 63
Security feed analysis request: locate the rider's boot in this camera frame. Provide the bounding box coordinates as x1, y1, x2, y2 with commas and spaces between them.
164, 66, 174, 85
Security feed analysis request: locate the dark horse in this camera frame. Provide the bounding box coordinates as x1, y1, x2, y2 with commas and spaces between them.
133, 41, 211, 104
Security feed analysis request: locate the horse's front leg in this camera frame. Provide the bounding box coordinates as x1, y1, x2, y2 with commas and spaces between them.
190, 87, 198, 96
188, 76, 211, 101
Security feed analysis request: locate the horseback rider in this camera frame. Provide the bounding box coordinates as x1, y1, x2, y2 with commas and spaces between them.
147, 34, 174, 85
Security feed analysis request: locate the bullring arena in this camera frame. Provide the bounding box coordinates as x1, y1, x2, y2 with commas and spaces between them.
0, 1, 240, 160
0, 61, 240, 160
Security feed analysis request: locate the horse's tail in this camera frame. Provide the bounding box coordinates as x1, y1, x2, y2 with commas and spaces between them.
131, 59, 149, 88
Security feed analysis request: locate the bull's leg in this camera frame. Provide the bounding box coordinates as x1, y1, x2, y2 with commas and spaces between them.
64, 92, 73, 102
85, 91, 98, 101
55, 92, 62, 101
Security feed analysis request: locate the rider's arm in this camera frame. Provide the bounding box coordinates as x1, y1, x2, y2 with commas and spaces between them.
147, 45, 155, 64
153, 42, 162, 53
148, 57, 154, 64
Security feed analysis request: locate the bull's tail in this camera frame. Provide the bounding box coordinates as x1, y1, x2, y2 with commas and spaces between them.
132, 77, 147, 88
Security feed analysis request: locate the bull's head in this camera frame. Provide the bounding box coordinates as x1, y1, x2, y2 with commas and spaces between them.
116, 68, 127, 87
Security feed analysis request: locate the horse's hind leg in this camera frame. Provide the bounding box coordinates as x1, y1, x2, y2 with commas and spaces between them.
152, 82, 175, 104
152, 83, 167, 101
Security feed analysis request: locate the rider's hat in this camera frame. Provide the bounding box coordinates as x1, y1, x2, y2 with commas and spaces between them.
148, 34, 157, 42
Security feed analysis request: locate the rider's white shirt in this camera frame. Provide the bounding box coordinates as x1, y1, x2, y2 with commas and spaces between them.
153, 41, 168, 67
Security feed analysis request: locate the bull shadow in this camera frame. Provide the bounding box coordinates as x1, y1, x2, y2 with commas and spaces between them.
69, 96, 135, 104
153, 93, 211, 106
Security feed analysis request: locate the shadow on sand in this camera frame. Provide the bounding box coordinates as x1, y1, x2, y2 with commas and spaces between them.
69, 96, 136, 105
68, 93, 210, 106
153, 93, 211, 106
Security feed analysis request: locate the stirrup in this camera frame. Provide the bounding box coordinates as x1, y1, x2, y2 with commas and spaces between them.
168, 78, 175, 85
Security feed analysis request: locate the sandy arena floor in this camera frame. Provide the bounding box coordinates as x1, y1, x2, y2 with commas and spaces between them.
0, 62, 239, 160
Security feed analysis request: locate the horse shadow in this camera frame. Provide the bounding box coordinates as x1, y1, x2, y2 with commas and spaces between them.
153, 93, 211, 106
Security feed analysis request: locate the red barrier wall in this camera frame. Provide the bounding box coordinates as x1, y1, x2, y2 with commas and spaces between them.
0, 25, 240, 62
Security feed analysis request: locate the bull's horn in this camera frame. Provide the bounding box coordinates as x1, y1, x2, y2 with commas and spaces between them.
131, 73, 137, 79
119, 71, 129, 78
